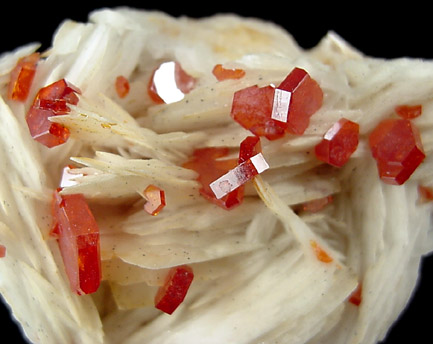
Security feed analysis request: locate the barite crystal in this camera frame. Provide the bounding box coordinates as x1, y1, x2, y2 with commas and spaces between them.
52, 189, 101, 295
154, 265, 194, 315
369, 118, 425, 185
314, 118, 359, 167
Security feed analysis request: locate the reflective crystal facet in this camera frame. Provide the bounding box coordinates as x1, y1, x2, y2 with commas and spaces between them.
8, 52, 39, 101
52, 189, 101, 295
154, 265, 194, 314
369, 118, 425, 185
314, 118, 359, 167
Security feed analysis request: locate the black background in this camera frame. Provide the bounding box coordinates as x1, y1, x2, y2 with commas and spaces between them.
1, 2, 432, 343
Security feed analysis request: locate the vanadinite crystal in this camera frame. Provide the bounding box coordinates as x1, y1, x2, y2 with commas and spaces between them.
0, 244, 6, 258
314, 118, 359, 167
115, 75, 130, 98
230, 67, 323, 140
183, 147, 244, 210
26, 79, 80, 148
212, 64, 245, 81
8, 52, 39, 101
395, 104, 422, 119
143, 184, 166, 215
369, 118, 425, 185
310, 240, 333, 263
52, 188, 101, 295
148, 61, 196, 104
154, 265, 194, 315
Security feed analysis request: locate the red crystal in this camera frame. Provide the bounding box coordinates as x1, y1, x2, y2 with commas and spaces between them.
8, 52, 39, 102
277, 67, 323, 135
183, 147, 244, 210
418, 185, 433, 203
230, 68, 323, 140
310, 240, 333, 263
369, 118, 425, 185
348, 283, 362, 306
52, 189, 101, 295
231, 85, 286, 140
143, 185, 166, 215
212, 64, 245, 81
148, 61, 196, 104
0, 244, 6, 258
314, 118, 359, 167
26, 79, 80, 148
302, 195, 333, 213
395, 104, 422, 119
154, 265, 194, 314
115, 75, 130, 98
239, 136, 261, 164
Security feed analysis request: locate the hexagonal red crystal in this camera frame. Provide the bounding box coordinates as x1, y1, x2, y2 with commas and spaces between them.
154, 265, 194, 314
52, 189, 101, 295
26, 79, 80, 148
314, 118, 359, 167
395, 104, 422, 119
183, 147, 244, 210
143, 185, 166, 215
369, 118, 425, 185
8, 52, 39, 102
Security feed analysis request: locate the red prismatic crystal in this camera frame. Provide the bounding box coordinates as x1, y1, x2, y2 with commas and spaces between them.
115, 75, 130, 98
212, 64, 245, 81
369, 118, 425, 185
348, 283, 362, 306
143, 185, 166, 215
395, 104, 422, 119
239, 136, 261, 164
26, 79, 80, 148
155, 265, 194, 314
0, 244, 6, 258
231, 85, 286, 140
52, 189, 101, 295
183, 147, 244, 210
277, 67, 323, 135
148, 61, 196, 104
8, 52, 39, 101
314, 118, 360, 167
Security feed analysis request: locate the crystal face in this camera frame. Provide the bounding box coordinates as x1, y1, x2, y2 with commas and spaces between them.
314, 118, 360, 167
8, 52, 39, 101
395, 104, 422, 119
143, 185, 166, 215
212, 64, 245, 81
147, 61, 196, 104
369, 118, 425, 185
183, 147, 244, 210
52, 189, 101, 295
230, 67, 323, 140
154, 265, 194, 315
26, 79, 80, 148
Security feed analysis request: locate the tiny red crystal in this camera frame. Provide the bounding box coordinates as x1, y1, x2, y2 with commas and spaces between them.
115, 75, 130, 98
238, 136, 262, 164
395, 104, 422, 119
310, 240, 333, 263
148, 61, 196, 104
154, 265, 194, 315
183, 147, 244, 210
369, 118, 425, 185
26, 79, 80, 148
52, 189, 101, 295
8, 52, 39, 102
417, 185, 433, 203
0, 244, 6, 258
348, 283, 362, 306
302, 195, 333, 213
143, 185, 166, 215
314, 118, 359, 167
212, 64, 245, 81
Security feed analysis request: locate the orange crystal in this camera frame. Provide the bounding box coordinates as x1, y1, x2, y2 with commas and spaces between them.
310, 240, 333, 263
0, 244, 6, 258
314, 118, 359, 167
395, 104, 422, 119
183, 147, 244, 210
369, 118, 425, 185
143, 185, 166, 215
8, 52, 39, 101
212, 64, 245, 81
115, 75, 130, 98
52, 189, 101, 295
26, 79, 80, 148
155, 265, 194, 314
